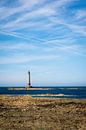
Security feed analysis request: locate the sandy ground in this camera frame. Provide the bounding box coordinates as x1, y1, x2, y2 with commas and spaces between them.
0, 95, 86, 130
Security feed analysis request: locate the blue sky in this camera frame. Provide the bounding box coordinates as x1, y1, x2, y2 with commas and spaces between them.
0, 0, 86, 86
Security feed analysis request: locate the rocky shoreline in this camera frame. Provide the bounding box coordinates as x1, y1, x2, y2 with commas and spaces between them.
0, 95, 86, 130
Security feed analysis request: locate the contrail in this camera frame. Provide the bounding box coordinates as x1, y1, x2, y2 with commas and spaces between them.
0, 30, 47, 42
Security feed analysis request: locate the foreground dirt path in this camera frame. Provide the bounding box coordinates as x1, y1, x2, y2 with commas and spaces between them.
0, 95, 86, 130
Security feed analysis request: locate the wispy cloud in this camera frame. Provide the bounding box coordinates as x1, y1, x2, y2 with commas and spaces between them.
74, 10, 86, 20
0, 54, 60, 64
44, 39, 86, 57
0, 0, 76, 31
49, 16, 86, 37
0, 0, 43, 20
0, 42, 38, 50
0, 0, 85, 46
64, 23, 86, 36
0, 0, 86, 85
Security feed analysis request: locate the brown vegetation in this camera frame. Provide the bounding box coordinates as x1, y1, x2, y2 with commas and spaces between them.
0, 95, 86, 130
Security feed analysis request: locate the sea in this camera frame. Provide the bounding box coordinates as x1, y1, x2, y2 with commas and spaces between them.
0, 86, 86, 99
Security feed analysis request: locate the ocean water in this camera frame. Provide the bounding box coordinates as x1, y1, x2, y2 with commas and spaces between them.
0, 86, 86, 99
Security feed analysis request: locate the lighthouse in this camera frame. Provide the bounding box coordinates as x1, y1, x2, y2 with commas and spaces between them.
28, 71, 32, 88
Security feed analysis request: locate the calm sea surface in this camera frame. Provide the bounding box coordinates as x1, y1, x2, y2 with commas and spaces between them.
0, 86, 86, 99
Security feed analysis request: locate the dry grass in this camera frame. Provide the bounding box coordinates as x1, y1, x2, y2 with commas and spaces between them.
0, 95, 86, 130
